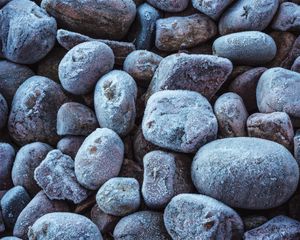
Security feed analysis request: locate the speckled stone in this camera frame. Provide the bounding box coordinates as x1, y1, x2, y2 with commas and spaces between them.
192, 0, 233, 20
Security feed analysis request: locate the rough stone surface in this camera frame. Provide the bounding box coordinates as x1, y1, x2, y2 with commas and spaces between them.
164, 194, 244, 240
8, 76, 69, 146
113, 211, 170, 240
244, 216, 300, 239
155, 14, 217, 52
12, 142, 53, 195
229, 67, 267, 112
1, 186, 31, 229
123, 50, 162, 87
191, 137, 299, 209
96, 177, 140, 216
0, 94, 8, 129
94, 70, 137, 136
57, 102, 98, 136
256, 67, 300, 118
192, 0, 233, 20
0, 143, 15, 190
59, 41, 114, 95
41, 0, 136, 40
291, 56, 300, 73
214, 92, 249, 138
272, 2, 300, 33
75, 128, 124, 190
91, 204, 120, 233
147, 53, 233, 100
213, 31, 277, 66
57, 136, 85, 159
0, 0, 57, 64
146, 0, 189, 12
34, 150, 89, 204
142, 90, 218, 153
13, 191, 69, 239
247, 112, 294, 150
219, 0, 279, 35
28, 212, 102, 240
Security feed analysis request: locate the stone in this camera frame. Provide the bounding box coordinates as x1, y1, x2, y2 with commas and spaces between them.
0, 94, 8, 129
0, 143, 15, 190
146, 0, 188, 12
192, 0, 233, 20
242, 216, 268, 231
57, 136, 85, 159
292, 56, 300, 73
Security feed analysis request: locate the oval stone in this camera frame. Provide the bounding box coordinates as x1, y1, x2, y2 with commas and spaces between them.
191, 137, 299, 209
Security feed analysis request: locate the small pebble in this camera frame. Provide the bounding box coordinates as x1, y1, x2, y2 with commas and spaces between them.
57, 102, 98, 136
244, 215, 300, 239
0, 143, 15, 190
28, 212, 102, 240
214, 92, 249, 137
256, 67, 300, 118
56, 136, 85, 159
164, 194, 244, 239
1, 186, 31, 229
247, 112, 294, 150
142, 90, 218, 153
146, 0, 189, 12
13, 191, 69, 239
94, 70, 137, 136
191, 137, 299, 209
58, 41, 114, 95
11, 142, 53, 195
34, 149, 89, 204
113, 211, 170, 240
155, 14, 217, 51
213, 31, 277, 66
75, 128, 124, 190
192, 0, 233, 20
96, 177, 140, 216
123, 50, 162, 87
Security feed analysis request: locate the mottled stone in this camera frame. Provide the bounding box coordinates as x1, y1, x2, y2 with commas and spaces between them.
247, 112, 294, 150
0, 0, 57, 64
59, 41, 114, 95
244, 216, 300, 239
192, 137, 299, 209
192, 0, 233, 20
213, 31, 277, 66
257, 67, 300, 118
113, 211, 170, 240
28, 212, 102, 240
147, 0, 188, 12
8, 76, 69, 146
219, 0, 279, 35
146, 53, 233, 100
164, 194, 244, 239
155, 14, 217, 51
0, 143, 15, 190
214, 92, 249, 138
41, 0, 136, 40
281, 34, 300, 68
12, 142, 53, 195
57, 136, 85, 159
13, 191, 69, 239
75, 128, 124, 190
34, 150, 89, 204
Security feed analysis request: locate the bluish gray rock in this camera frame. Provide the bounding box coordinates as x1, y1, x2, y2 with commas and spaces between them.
0, 94, 8, 129
0, 143, 15, 190
146, 0, 188, 12
192, 0, 233, 20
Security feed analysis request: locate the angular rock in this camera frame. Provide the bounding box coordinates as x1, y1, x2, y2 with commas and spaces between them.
13, 191, 69, 239
28, 212, 102, 240
155, 14, 217, 51
41, 0, 136, 40
56, 29, 136, 65
8, 76, 69, 146
257, 67, 300, 118
57, 136, 85, 159
12, 142, 53, 195
59, 41, 114, 95
146, 53, 233, 100
164, 194, 244, 239
213, 31, 277, 66
113, 211, 170, 240
247, 112, 294, 150
142, 90, 218, 153
34, 150, 89, 204
191, 137, 299, 209
244, 216, 300, 239
94, 70, 137, 136
75, 128, 124, 190
0, 0, 57, 64
219, 0, 279, 35
0, 143, 15, 190
146, 0, 188, 12
214, 92, 249, 137
192, 0, 233, 20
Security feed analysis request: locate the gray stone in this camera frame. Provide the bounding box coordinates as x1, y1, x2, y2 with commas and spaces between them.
57, 136, 85, 159
0, 143, 15, 190
192, 0, 233, 20
0, 94, 8, 129
146, 0, 188, 12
